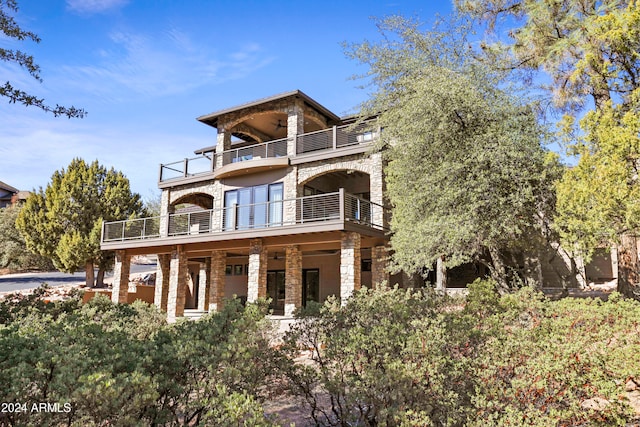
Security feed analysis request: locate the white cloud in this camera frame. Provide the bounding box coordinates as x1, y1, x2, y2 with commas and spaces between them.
58, 29, 275, 102
66, 0, 129, 15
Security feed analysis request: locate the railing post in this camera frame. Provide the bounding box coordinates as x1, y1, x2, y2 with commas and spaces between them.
101, 221, 106, 243
339, 188, 345, 221
210, 153, 215, 172
183, 158, 188, 177
121, 221, 125, 241
158, 164, 163, 183
232, 203, 238, 230
332, 125, 337, 150
356, 197, 361, 221
142, 218, 147, 239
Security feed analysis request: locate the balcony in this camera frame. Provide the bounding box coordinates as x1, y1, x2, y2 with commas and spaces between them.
158, 122, 378, 186
101, 190, 388, 250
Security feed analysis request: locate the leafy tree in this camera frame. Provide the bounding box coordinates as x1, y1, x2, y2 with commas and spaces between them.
456, 0, 640, 296
345, 16, 554, 289
1, 0, 85, 117
0, 204, 53, 271
16, 158, 144, 287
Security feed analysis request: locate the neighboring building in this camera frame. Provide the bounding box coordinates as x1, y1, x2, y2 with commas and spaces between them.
0, 181, 29, 208
101, 90, 393, 321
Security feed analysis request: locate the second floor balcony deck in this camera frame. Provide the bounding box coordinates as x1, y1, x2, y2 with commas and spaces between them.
158, 122, 378, 187
101, 190, 388, 251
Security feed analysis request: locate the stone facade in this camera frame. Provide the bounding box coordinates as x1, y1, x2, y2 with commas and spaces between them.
247, 239, 267, 302
167, 245, 188, 322
154, 253, 171, 311
371, 245, 389, 288
284, 245, 302, 316
340, 232, 361, 304
111, 250, 130, 303
208, 250, 226, 311
197, 258, 211, 311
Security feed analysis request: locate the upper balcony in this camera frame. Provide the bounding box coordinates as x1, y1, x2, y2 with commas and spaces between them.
158, 122, 378, 188
101, 189, 388, 251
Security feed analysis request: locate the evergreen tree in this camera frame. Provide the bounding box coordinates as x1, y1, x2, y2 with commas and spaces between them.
345, 16, 555, 289
457, 0, 640, 296
16, 158, 143, 287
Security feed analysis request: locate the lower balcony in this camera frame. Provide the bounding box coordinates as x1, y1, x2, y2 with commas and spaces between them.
101, 190, 388, 251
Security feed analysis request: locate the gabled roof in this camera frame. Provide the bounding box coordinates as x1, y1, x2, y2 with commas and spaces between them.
0, 181, 19, 193
196, 90, 341, 128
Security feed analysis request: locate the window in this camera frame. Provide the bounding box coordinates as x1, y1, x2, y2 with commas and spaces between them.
224, 182, 284, 230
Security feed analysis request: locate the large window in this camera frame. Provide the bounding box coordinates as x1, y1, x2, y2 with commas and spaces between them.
224, 182, 283, 230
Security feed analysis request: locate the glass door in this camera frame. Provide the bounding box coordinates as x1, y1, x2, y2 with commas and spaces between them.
267, 270, 285, 314
302, 269, 320, 306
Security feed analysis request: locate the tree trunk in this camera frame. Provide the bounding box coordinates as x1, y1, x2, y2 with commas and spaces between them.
488, 247, 509, 293
85, 261, 95, 288
95, 268, 106, 288
617, 234, 640, 300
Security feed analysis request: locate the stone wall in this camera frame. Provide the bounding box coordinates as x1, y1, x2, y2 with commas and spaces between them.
284, 245, 302, 316
247, 239, 267, 302
340, 232, 361, 304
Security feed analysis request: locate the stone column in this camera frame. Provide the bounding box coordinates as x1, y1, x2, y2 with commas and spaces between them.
284, 245, 302, 316
154, 253, 171, 311
197, 258, 211, 311
247, 239, 267, 302
286, 99, 304, 156
159, 190, 171, 238
215, 126, 231, 169
574, 255, 587, 289
167, 245, 188, 322
436, 256, 447, 293
340, 232, 361, 305
371, 245, 389, 289
208, 250, 226, 312
111, 250, 130, 303
611, 246, 619, 279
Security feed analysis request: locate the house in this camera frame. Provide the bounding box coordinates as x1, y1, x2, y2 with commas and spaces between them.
100, 90, 397, 321
0, 181, 29, 208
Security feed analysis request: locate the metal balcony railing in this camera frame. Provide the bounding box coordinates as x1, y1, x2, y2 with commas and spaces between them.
101, 190, 387, 244
222, 138, 288, 165
158, 121, 378, 183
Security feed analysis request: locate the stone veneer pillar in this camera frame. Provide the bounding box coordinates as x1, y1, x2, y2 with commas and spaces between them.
111, 250, 130, 303
208, 250, 226, 312
371, 245, 389, 289
340, 232, 361, 305
154, 253, 171, 311
436, 256, 447, 292
215, 126, 231, 169
197, 258, 211, 311
284, 245, 302, 316
286, 98, 304, 156
167, 245, 188, 322
247, 239, 267, 302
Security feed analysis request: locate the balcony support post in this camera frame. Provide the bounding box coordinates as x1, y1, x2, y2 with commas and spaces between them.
197, 258, 211, 312
247, 239, 267, 303
167, 245, 188, 323
111, 250, 130, 304
371, 245, 390, 289
284, 245, 302, 316
340, 232, 361, 305
436, 256, 447, 293
208, 250, 226, 312
154, 253, 171, 311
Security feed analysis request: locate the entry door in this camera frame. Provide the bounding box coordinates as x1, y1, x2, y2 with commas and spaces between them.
267, 270, 285, 314
302, 269, 320, 306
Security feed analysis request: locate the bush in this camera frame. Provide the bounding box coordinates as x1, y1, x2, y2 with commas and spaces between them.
0, 294, 281, 426
282, 282, 640, 426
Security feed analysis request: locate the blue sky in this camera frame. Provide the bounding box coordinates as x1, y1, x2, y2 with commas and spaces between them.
0, 0, 453, 198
